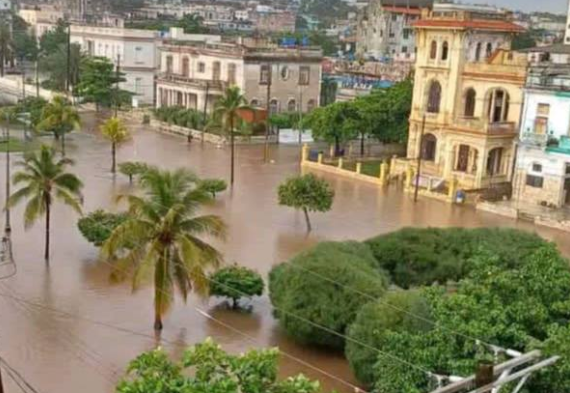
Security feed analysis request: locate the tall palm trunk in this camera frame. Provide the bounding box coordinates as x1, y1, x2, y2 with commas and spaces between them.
230, 114, 235, 186
360, 132, 365, 156
303, 207, 312, 232
44, 197, 51, 263
154, 253, 168, 331
111, 142, 116, 173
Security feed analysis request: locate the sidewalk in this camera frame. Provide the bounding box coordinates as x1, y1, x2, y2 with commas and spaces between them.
477, 200, 570, 232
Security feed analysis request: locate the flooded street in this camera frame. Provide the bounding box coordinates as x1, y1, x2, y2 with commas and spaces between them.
1, 119, 569, 393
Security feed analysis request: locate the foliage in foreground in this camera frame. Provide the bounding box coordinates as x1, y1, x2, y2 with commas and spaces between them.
117, 338, 328, 393
269, 241, 388, 350
278, 173, 334, 232
77, 210, 128, 246
209, 265, 264, 308
365, 227, 550, 288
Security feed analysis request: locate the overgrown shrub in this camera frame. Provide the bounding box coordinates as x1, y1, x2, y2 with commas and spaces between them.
154, 107, 207, 130
199, 178, 228, 198
269, 241, 389, 350
118, 161, 149, 183
346, 290, 433, 386
365, 227, 548, 288
209, 265, 264, 308
77, 210, 128, 246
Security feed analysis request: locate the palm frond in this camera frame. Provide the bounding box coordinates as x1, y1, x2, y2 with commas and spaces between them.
179, 215, 227, 239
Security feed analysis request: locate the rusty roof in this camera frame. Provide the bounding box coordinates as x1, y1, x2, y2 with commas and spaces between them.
412, 19, 524, 32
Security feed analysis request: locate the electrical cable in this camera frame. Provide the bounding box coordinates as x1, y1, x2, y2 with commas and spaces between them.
0, 355, 42, 393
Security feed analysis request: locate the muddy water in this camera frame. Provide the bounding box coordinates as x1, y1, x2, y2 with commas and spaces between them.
0, 120, 569, 393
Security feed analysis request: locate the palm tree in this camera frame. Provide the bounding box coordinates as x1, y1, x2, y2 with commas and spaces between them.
101, 168, 226, 331
213, 87, 249, 186
100, 117, 130, 174
37, 96, 81, 156
8, 145, 83, 262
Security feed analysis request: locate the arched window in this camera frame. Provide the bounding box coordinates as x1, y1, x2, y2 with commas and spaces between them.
212, 61, 221, 81
166, 55, 173, 73
441, 41, 449, 61
475, 43, 482, 61
487, 147, 504, 176
269, 99, 279, 114
427, 81, 442, 113
287, 99, 297, 112
464, 88, 476, 117
487, 89, 510, 123
421, 134, 437, 161
307, 99, 316, 112
430, 40, 437, 60
181, 57, 189, 77
486, 43, 493, 58
250, 99, 260, 107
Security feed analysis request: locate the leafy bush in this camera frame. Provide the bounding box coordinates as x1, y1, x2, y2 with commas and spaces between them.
365, 227, 548, 288
199, 178, 228, 198
367, 246, 570, 393
77, 210, 128, 246
118, 161, 149, 183
345, 290, 433, 386
209, 265, 264, 308
154, 107, 207, 130
269, 241, 388, 350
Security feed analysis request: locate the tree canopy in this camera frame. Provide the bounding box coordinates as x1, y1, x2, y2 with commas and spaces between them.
209, 265, 264, 308
76, 56, 129, 110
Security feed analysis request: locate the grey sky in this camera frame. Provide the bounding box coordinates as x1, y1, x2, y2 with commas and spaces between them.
472, 0, 568, 13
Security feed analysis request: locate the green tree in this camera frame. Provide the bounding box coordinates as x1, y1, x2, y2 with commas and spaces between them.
209, 265, 264, 308
303, 101, 357, 155
198, 178, 227, 198
102, 168, 226, 331
39, 19, 68, 54
37, 95, 81, 156
512, 30, 538, 50
8, 145, 83, 262
0, 21, 12, 77
269, 241, 388, 350
76, 56, 128, 111
176, 13, 208, 34
15, 97, 48, 129
39, 42, 82, 92
118, 161, 149, 184
100, 117, 130, 173
117, 338, 326, 393
277, 173, 334, 232
213, 86, 249, 186
11, 28, 38, 63
77, 210, 128, 246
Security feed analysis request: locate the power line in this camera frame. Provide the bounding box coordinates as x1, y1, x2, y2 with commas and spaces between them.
0, 356, 42, 393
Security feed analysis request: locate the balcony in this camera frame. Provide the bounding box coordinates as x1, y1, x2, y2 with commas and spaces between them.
455, 117, 517, 136
486, 121, 517, 136
520, 132, 548, 148
156, 72, 227, 91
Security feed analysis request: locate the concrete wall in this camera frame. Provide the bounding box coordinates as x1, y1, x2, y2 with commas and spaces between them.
520, 90, 570, 138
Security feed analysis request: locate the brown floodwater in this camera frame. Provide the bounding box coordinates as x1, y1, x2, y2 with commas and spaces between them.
0, 118, 569, 393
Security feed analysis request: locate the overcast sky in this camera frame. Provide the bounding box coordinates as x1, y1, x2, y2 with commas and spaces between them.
471, 0, 568, 13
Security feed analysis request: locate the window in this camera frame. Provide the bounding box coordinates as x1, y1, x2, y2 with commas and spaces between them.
135, 47, 143, 64
464, 88, 476, 117
475, 42, 482, 61
402, 46, 408, 54
135, 78, 143, 94
532, 163, 543, 172
486, 148, 503, 176
287, 99, 297, 112
430, 41, 437, 60
488, 89, 510, 123
198, 62, 205, 73
181, 57, 190, 77
565, 164, 570, 175
250, 99, 260, 107
421, 134, 437, 161
299, 66, 310, 85
441, 41, 449, 61
280, 66, 289, 80
166, 55, 173, 73
486, 43, 493, 58
403, 28, 411, 39
526, 175, 544, 188
269, 99, 279, 114
456, 145, 470, 172
534, 103, 550, 134
389, 30, 395, 38
427, 81, 442, 113
307, 99, 316, 112
227, 63, 236, 85
260, 64, 270, 85
391, 14, 397, 21
212, 61, 221, 81
87, 40, 94, 56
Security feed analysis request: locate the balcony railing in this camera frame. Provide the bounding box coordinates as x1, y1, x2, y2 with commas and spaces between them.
520, 132, 548, 147
486, 121, 517, 135
157, 73, 227, 90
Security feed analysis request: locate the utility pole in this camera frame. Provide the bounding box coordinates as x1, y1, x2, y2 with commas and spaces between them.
414, 114, 426, 203
202, 82, 209, 144
264, 63, 272, 163
114, 54, 121, 117
66, 22, 71, 98
4, 113, 11, 234
298, 84, 303, 145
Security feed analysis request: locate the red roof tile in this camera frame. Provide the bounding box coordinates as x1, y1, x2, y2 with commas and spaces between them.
412, 19, 525, 33
381, 6, 422, 15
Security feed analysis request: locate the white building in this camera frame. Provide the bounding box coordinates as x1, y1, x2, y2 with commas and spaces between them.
0, 0, 11, 12
19, 6, 65, 36
566, 0, 570, 44
156, 31, 323, 115
70, 24, 162, 106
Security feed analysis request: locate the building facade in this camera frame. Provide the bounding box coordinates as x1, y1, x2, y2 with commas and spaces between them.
357, 0, 433, 61
70, 24, 161, 105
155, 35, 322, 115
397, 3, 526, 191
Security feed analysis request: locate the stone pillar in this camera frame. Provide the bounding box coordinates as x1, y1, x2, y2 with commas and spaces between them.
380, 162, 388, 185
356, 162, 362, 174
301, 144, 309, 163
338, 158, 344, 169
405, 165, 414, 189
329, 145, 335, 158
448, 176, 458, 201
318, 153, 323, 164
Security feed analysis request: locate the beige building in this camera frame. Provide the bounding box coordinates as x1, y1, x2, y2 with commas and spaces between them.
396, 3, 527, 191
156, 34, 323, 115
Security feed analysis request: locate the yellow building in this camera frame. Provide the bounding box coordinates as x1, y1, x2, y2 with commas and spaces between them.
397, 4, 527, 191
